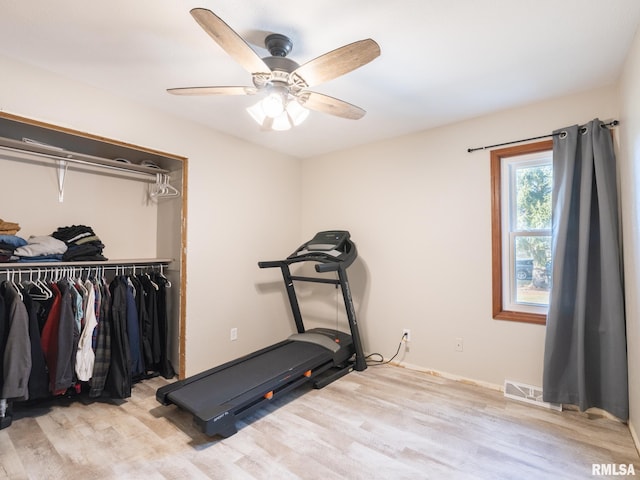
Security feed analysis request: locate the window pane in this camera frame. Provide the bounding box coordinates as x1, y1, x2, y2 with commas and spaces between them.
515, 164, 552, 230
491, 140, 552, 324
514, 235, 551, 306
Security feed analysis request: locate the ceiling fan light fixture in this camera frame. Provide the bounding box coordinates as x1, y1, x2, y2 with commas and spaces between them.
261, 92, 286, 118
247, 95, 309, 131
286, 99, 310, 126
271, 113, 293, 131
246, 101, 268, 124
259, 84, 288, 118
247, 100, 292, 130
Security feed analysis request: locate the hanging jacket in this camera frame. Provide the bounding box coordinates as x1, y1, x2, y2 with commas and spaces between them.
40, 283, 61, 394
75, 280, 97, 382
0, 293, 6, 395
155, 274, 175, 379
131, 275, 150, 374
89, 280, 111, 398
125, 278, 144, 378
22, 288, 49, 400
105, 277, 131, 398
1, 283, 32, 401
139, 275, 160, 369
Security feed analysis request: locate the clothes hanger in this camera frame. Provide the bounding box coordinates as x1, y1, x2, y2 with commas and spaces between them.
36, 269, 53, 299
74, 267, 88, 296
9, 270, 23, 301
27, 268, 51, 300
158, 263, 171, 288
149, 173, 180, 200
145, 271, 159, 290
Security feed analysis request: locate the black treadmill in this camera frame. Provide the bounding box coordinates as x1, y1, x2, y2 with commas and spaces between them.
156, 230, 366, 437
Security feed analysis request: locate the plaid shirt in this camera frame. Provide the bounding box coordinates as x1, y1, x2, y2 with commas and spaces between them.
89, 281, 111, 398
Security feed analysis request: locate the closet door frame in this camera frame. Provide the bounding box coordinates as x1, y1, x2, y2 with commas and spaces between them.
0, 111, 188, 379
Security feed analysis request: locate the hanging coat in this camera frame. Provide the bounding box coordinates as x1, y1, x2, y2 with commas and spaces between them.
40, 283, 61, 394
155, 274, 175, 379
1, 283, 32, 401
52, 281, 77, 395
75, 280, 98, 382
22, 288, 49, 400
105, 277, 131, 399
89, 280, 111, 398
125, 278, 144, 378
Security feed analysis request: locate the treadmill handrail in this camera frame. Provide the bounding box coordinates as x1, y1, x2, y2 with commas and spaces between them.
258, 256, 340, 272
258, 240, 357, 272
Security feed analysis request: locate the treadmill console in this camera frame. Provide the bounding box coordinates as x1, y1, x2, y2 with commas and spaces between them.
289, 230, 351, 260
306, 230, 350, 251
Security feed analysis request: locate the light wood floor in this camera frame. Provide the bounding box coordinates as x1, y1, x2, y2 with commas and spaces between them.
0, 365, 638, 479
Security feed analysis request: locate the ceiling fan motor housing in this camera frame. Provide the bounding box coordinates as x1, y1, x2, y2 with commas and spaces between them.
265, 33, 293, 57
263, 56, 299, 74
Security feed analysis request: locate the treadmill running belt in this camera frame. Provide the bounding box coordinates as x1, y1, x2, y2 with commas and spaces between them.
166, 341, 332, 418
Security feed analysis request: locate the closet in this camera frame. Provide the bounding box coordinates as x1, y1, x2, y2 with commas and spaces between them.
0, 112, 187, 430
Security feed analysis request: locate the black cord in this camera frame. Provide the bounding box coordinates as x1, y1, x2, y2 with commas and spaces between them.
366, 332, 407, 366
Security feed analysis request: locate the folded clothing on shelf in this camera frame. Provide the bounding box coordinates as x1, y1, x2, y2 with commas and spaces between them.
13, 235, 67, 262
0, 234, 27, 261
0, 218, 21, 235
51, 224, 108, 261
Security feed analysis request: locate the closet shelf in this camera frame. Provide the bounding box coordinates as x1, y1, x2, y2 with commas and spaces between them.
0, 135, 170, 180
0, 258, 173, 269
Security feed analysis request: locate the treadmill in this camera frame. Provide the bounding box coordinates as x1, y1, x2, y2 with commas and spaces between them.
156, 230, 366, 437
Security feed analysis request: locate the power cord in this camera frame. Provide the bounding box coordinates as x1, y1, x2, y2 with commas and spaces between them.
366, 332, 408, 366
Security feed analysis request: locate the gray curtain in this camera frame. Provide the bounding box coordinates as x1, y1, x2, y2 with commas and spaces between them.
542, 119, 628, 421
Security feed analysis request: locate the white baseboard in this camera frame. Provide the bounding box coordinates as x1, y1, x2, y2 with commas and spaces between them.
390, 360, 504, 392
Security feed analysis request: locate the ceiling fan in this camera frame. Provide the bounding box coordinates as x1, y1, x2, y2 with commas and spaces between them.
168, 8, 381, 130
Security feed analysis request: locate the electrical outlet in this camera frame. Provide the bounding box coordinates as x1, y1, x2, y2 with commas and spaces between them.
230, 327, 238, 341
455, 337, 463, 352
403, 329, 411, 342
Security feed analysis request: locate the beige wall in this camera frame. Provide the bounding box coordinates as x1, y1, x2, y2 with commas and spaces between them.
301, 86, 619, 389
0, 54, 301, 377
619, 23, 640, 447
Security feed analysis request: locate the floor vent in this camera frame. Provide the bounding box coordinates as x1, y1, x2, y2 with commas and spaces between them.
503, 380, 562, 411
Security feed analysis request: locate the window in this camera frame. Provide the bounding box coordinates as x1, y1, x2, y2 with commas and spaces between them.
491, 140, 553, 324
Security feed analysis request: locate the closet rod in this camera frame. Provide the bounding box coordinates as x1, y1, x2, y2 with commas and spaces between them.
0, 135, 170, 180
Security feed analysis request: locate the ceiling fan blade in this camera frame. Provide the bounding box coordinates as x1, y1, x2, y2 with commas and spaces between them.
190, 8, 270, 75
292, 39, 380, 87
167, 86, 258, 96
297, 91, 366, 120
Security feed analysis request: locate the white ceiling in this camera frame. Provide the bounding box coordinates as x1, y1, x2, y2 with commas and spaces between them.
1, 1, 639, 159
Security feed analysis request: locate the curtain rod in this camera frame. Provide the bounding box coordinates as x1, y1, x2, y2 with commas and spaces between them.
467, 120, 619, 153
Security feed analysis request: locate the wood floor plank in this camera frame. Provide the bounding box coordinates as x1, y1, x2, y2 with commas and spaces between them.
0, 365, 637, 479
0, 431, 27, 479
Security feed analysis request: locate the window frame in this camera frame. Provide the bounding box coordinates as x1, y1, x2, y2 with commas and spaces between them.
491, 140, 553, 325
